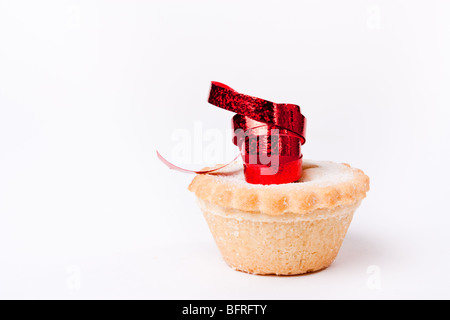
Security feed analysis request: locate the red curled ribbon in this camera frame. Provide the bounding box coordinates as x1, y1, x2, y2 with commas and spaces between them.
157, 82, 306, 185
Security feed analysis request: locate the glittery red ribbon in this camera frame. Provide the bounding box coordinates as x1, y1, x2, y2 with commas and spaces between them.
208, 82, 306, 184
157, 82, 306, 185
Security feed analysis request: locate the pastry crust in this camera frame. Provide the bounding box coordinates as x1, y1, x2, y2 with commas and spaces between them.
199, 199, 360, 275
189, 160, 370, 216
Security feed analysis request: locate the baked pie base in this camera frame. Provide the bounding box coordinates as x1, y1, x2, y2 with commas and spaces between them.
189, 160, 370, 275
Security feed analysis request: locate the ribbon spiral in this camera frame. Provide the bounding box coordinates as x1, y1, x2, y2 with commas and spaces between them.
157, 82, 306, 185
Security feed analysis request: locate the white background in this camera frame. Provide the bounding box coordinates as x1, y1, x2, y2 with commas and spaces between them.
1, 0, 449, 300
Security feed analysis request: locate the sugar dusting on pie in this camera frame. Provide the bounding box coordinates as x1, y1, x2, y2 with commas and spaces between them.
189, 160, 370, 215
